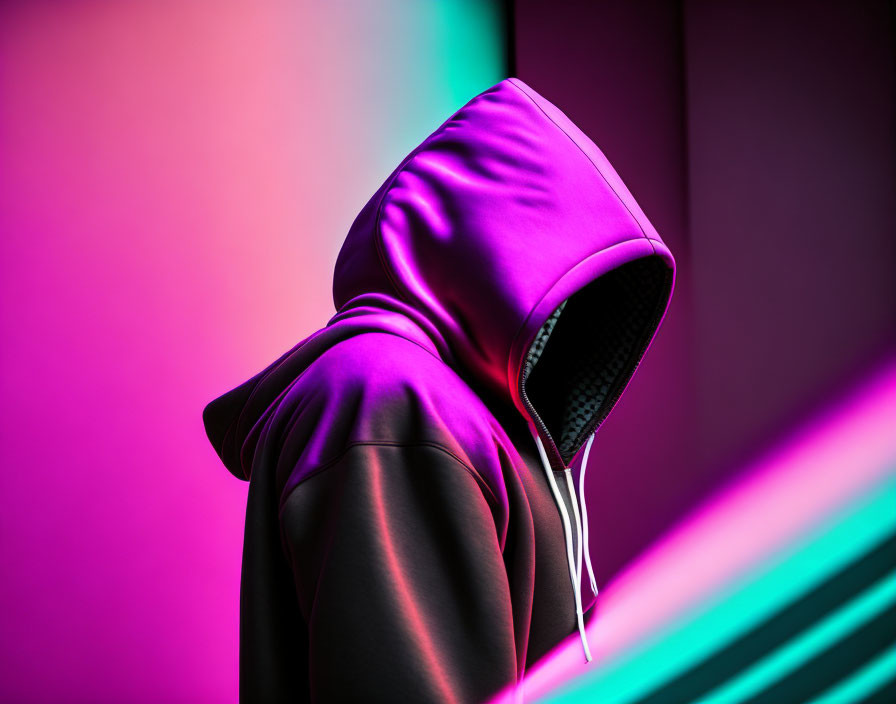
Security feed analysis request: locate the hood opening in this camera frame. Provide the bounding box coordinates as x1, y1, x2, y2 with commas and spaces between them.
522, 255, 673, 467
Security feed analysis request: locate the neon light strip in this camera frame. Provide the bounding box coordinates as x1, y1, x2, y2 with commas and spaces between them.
493, 359, 896, 704
699, 571, 896, 703
538, 476, 896, 703
806, 645, 896, 704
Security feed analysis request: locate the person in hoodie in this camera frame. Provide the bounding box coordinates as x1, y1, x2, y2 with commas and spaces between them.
202, 77, 675, 703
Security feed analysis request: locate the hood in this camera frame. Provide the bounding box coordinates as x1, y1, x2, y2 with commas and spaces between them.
203, 75, 674, 482
331, 77, 674, 468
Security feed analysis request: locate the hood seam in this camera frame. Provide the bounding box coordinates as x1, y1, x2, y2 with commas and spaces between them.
506, 78, 649, 242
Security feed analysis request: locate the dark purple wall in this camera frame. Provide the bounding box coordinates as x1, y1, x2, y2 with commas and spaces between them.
515, 0, 896, 581
685, 0, 896, 475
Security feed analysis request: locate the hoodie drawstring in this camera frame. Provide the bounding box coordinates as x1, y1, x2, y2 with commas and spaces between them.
528, 423, 595, 663
579, 432, 599, 597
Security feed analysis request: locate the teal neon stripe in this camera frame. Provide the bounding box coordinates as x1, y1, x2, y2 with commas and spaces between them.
540, 472, 896, 704
698, 572, 896, 703
806, 645, 896, 704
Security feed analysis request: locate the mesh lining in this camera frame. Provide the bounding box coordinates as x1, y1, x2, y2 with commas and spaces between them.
523, 256, 671, 465
525, 300, 566, 370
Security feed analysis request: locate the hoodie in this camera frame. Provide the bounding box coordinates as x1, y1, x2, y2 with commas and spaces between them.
202, 77, 675, 703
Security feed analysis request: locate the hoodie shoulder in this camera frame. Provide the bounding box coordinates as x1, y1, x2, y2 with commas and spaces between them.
273, 331, 506, 502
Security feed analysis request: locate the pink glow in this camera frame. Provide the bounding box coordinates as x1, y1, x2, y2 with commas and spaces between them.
493, 357, 896, 703
0, 1, 503, 701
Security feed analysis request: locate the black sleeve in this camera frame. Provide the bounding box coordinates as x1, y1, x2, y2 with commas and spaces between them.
279, 442, 518, 703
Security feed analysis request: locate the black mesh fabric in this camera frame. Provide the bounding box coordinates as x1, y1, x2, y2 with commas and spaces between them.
523, 255, 672, 466
525, 300, 567, 371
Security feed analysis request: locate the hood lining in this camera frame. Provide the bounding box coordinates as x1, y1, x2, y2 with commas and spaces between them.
522, 256, 671, 465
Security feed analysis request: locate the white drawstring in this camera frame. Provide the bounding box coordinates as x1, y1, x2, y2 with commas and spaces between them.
579, 432, 599, 597
563, 468, 584, 594
529, 422, 593, 663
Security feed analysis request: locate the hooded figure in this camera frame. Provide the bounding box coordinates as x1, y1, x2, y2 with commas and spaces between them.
202, 77, 675, 703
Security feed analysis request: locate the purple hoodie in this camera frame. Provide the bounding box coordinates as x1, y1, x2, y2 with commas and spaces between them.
202, 77, 675, 703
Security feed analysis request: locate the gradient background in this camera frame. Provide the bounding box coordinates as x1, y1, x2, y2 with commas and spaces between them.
1, 1, 893, 702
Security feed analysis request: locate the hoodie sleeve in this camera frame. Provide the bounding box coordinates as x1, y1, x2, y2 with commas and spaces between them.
278, 441, 518, 704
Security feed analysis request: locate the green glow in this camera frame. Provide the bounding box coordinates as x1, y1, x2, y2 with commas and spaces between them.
806, 645, 896, 704
372, 0, 507, 165
540, 472, 896, 703
699, 572, 896, 703
433, 0, 508, 109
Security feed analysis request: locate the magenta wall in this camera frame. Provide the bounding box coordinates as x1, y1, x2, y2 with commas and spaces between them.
515, 0, 896, 581
0, 1, 505, 701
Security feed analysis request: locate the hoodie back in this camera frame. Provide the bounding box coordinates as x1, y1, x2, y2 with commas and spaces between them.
202, 77, 675, 703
